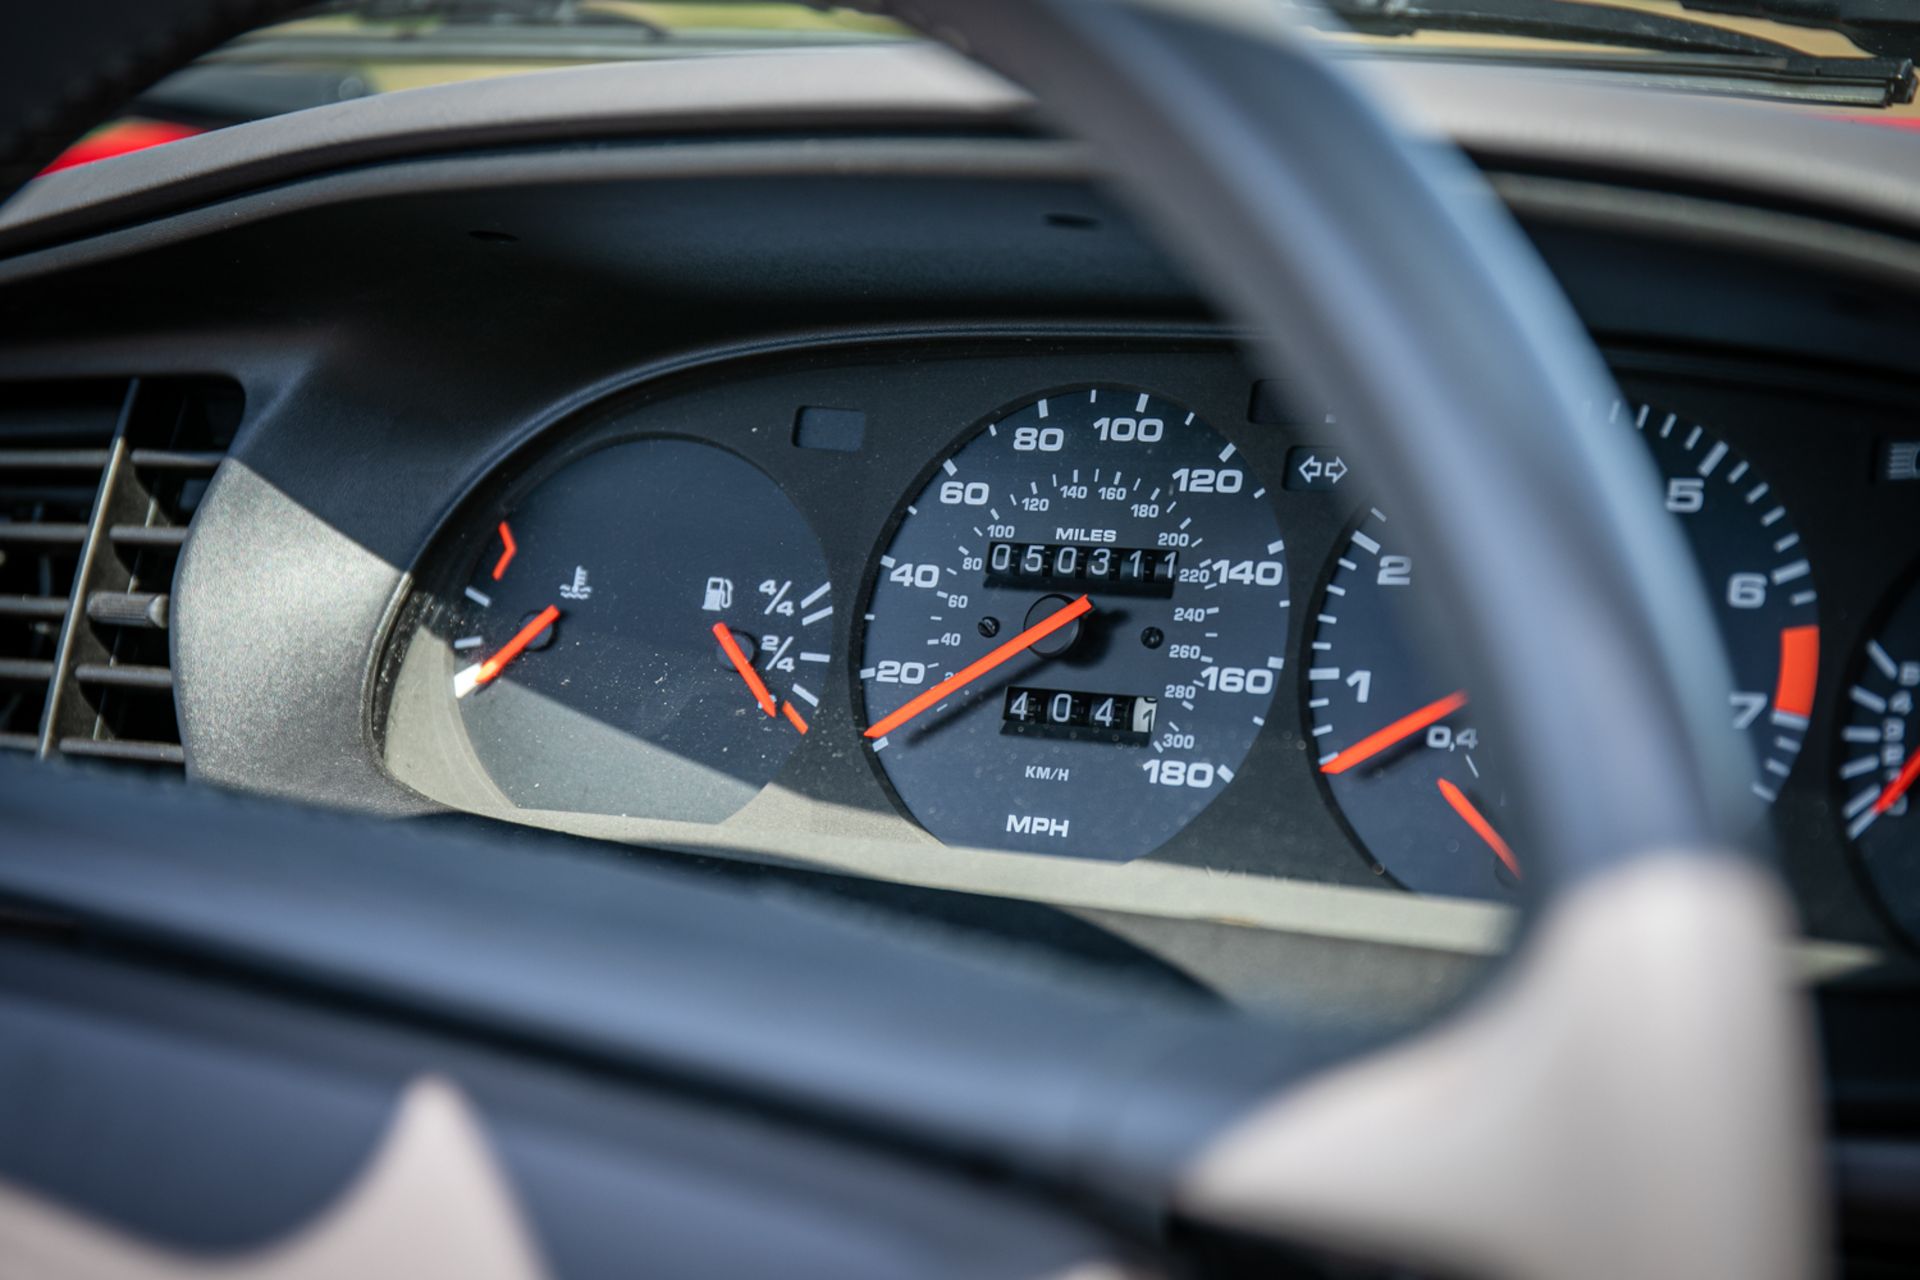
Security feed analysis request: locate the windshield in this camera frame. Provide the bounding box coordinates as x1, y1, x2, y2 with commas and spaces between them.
38, 0, 1920, 173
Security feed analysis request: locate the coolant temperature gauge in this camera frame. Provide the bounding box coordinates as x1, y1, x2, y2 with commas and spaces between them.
443, 437, 834, 823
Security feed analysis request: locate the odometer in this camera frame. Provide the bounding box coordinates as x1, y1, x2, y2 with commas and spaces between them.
856, 386, 1289, 860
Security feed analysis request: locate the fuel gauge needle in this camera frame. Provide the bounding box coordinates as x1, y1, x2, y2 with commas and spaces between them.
714, 621, 778, 718
454, 604, 560, 698
1437, 777, 1519, 878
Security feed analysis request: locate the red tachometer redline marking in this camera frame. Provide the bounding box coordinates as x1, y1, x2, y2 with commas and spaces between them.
1874, 749, 1920, 815
863, 594, 1092, 741
1774, 624, 1819, 719
1319, 690, 1469, 776
491, 521, 517, 581
713, 622, 778, 718
1437, 777, 1520, 878
782, 702, 810, 735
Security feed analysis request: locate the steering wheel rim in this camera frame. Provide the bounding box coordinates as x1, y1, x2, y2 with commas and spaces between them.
0, 2, 1819, 1276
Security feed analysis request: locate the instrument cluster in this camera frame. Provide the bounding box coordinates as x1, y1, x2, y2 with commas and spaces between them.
376, 340, 1920, 949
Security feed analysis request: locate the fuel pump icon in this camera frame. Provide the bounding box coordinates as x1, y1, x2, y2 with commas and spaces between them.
702, 577, 734, 612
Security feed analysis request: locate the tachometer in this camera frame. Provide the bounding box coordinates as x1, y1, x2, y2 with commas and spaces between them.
856, 386, 1289, 859
444, 438, 832, 822
1627, 400, 1820, 799
1306, 508, 1518, 900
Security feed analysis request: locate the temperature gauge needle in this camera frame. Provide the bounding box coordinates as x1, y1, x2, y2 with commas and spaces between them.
1319, 689, 1469, 775
1437, 777, 1520, 878
865, 594, 1093, 740
454, 604, 560, 698
713, 621, 778, 718
1874, 748, 1920, 815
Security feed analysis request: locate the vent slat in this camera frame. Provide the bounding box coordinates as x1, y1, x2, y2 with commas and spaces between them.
128, 449, 224, 473
5, 377, 239, 768
57, 737, 185, 765
85, 591, 168, 631
107, 524, 188, 550
0, 595, 69, 620
71, 662, 173, 691
0, 522, 89, 546
0, 449, 111, 469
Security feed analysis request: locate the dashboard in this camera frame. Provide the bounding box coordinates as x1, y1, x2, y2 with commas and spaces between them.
4, 50, 1920, 1032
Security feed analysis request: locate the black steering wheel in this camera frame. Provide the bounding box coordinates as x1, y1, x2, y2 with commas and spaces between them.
0, 1, 1818, 1276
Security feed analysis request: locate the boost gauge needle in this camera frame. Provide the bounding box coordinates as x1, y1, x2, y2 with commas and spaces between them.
1319, 689, 1469, 776
453, 604, 560, 698
865, 594, 1092, 741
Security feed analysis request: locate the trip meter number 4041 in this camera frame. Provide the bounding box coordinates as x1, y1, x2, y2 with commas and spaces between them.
856, 386, 1290, 860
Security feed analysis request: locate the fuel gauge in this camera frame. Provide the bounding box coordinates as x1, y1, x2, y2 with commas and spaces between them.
441, 438, 834, 822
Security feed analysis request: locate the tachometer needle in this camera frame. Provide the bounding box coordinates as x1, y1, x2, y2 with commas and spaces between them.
1874, 748, 1920, 815
1437, 777, 1519, 878
864, 594, 1093, 740
1319, 689, 1468, 776
713, 621, 778, 718
454, 604, 560, 698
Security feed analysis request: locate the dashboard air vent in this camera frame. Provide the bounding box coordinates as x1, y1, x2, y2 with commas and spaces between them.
0, 378, 241, 769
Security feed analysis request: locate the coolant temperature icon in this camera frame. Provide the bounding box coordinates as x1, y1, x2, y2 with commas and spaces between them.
559, 566, 592, 601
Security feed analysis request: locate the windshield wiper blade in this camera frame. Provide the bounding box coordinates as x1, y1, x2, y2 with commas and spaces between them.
1682, 0, 1920, 62
1320, 0, 1914, 104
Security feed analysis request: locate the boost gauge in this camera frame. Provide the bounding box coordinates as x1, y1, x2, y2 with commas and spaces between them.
856, 386, 1289, 860
1836, 573, 1920, 940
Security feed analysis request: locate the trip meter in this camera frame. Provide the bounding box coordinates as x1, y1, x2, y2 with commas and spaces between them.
856, 386, 1289, 859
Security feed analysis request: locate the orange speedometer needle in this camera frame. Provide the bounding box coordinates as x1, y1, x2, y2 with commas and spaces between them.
713, 621, 778, 718
1319, 690, 1468, 776
1874, 748, 1920, 815
1437, 777, 1520, 878
454, 604, 560, 698
864, 594, 1093, 740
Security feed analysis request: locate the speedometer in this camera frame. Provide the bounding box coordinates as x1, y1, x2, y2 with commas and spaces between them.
856, 386, 1289, 860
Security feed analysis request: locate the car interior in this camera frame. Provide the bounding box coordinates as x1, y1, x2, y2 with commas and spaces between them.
4, 1, 1920, 1276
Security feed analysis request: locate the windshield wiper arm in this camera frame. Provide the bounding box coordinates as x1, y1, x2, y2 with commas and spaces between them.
1681, 0, 1920, 62
1319, 0, 1914, 104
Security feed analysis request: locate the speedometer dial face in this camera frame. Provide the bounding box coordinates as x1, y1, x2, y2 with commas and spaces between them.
857, 386, 1289, 860
1307, 402, 1817, 899
446, 438, 832, 822
1836, 574, 1920, 939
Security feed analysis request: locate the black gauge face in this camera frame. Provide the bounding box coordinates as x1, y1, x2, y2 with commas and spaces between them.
1836, 574, 1920, 937
1624, 400, 1820, 799
1306, 402, 1816, 899
446, 438, 832, 821
857, 386, 1289, 860
1306, 509, 1518, 900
